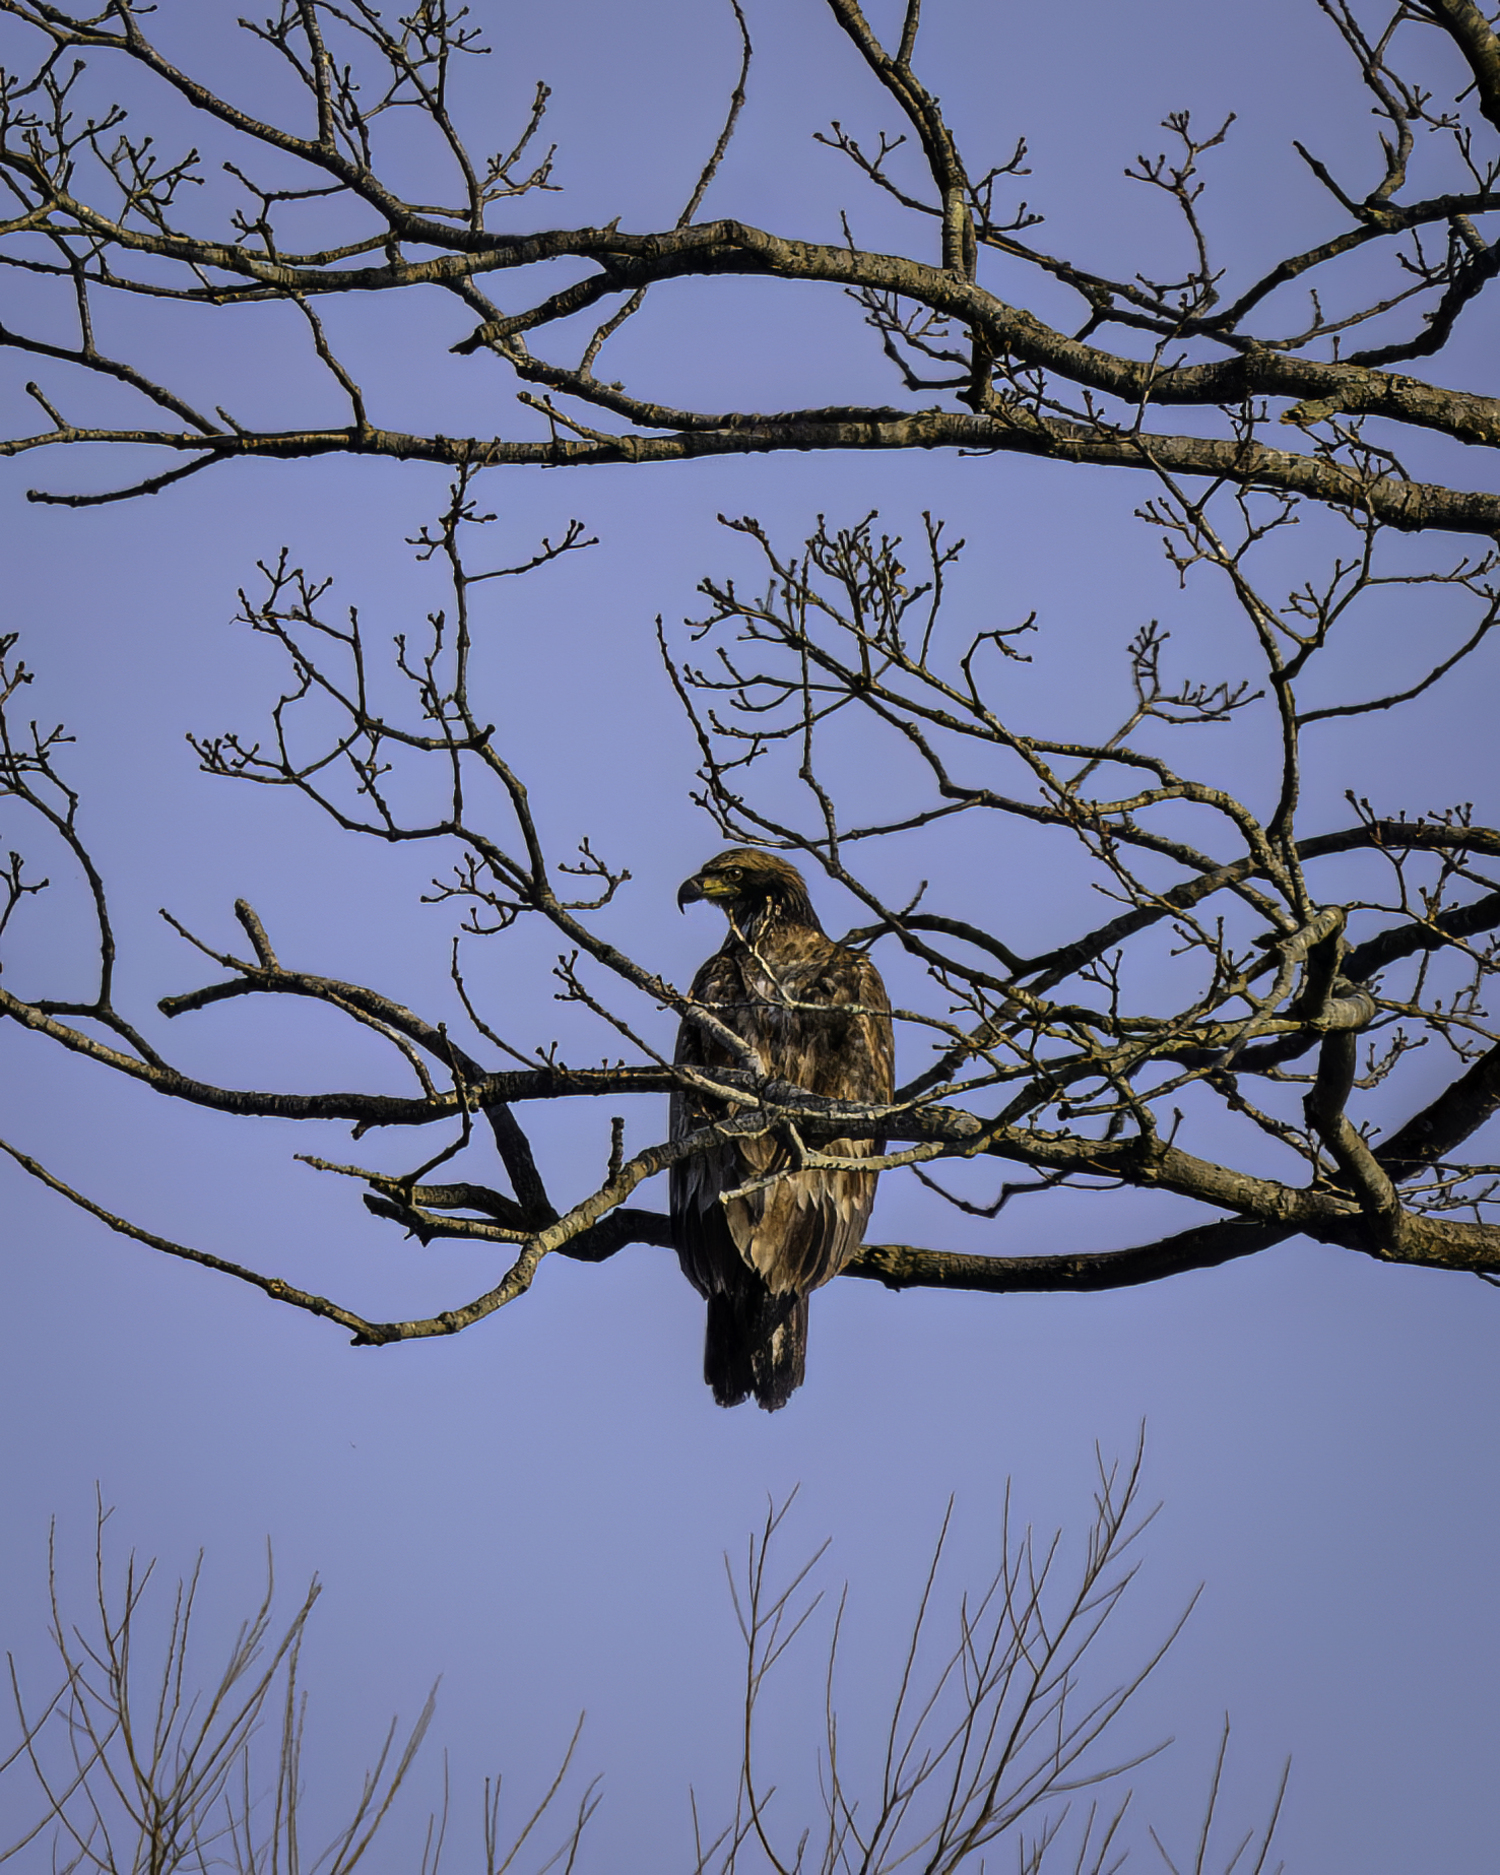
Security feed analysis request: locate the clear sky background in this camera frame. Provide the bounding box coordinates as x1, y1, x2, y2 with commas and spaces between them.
1, 2, 1497, 1867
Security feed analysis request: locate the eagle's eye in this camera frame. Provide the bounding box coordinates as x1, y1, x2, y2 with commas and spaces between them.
724, 866, 743, 881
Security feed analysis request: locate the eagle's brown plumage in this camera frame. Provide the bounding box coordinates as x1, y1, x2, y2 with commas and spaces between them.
671, 848, 894, 1410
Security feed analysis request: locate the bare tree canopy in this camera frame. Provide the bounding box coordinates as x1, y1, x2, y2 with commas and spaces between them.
2, 0, 1500, 519
2, 1459, 1287, 1875
1, 0, 1499, 1360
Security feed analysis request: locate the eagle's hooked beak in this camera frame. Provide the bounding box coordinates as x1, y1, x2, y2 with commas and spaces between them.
677, 874, 706, 913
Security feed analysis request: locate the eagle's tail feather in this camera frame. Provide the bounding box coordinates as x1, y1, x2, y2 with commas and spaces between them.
705, 1290, 808, 1412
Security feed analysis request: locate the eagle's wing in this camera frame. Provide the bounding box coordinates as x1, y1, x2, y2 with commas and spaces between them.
727, 940, 893, 1292
671, 938, 893, 1299
670, 946, 749, 1302
671, 954, 811, 1409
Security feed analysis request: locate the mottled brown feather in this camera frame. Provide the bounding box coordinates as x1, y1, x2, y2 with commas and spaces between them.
670, 851, 894, 1409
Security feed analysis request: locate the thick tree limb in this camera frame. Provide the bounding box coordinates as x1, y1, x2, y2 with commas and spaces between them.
8, 402, 1500, 538
1377, 1041, 1500, 1179
845, 1220, 1296, 1291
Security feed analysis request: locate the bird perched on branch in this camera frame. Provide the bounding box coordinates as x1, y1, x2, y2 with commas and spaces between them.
671, 848, 894, 1410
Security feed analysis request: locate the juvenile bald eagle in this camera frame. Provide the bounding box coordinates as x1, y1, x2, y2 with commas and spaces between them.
671, 848, 894, 1410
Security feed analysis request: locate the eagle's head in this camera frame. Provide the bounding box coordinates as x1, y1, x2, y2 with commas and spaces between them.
677, 847, 820, 931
